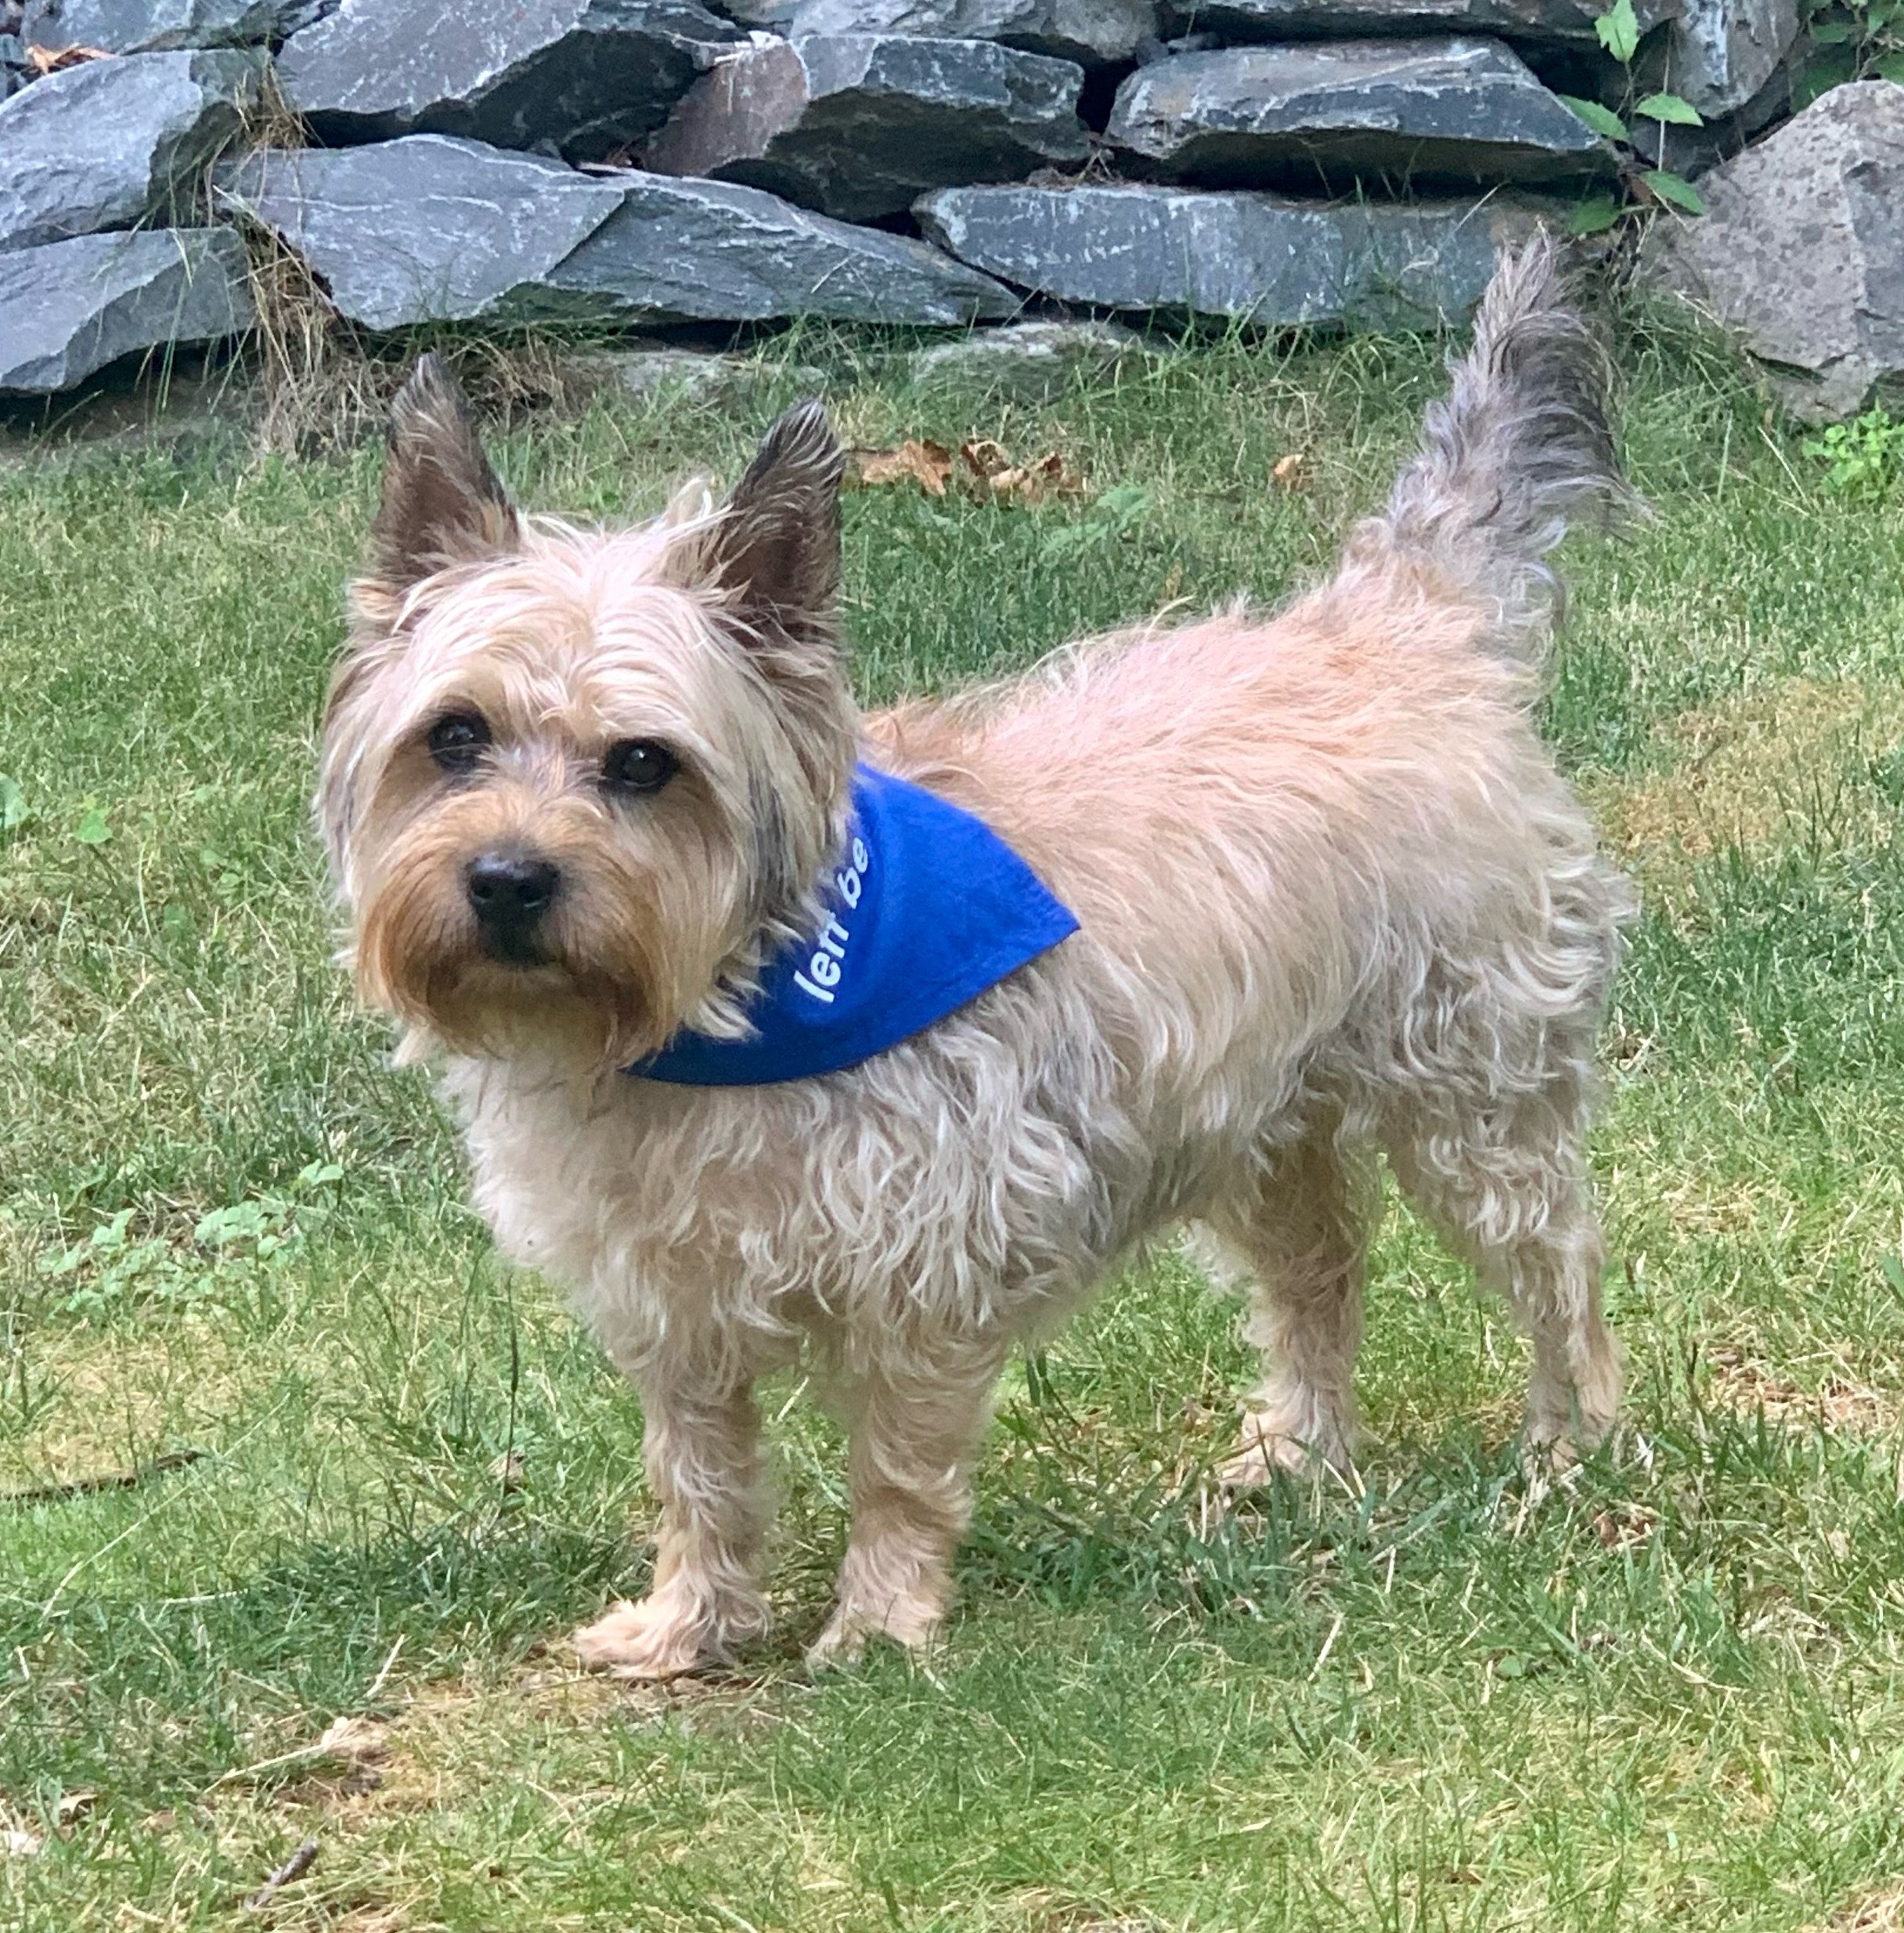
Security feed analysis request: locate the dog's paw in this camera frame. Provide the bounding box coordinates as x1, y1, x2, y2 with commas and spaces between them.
1217, 1415, 1352, 1489
806, 1596, 941, 1670
572, 1596, 715, 1681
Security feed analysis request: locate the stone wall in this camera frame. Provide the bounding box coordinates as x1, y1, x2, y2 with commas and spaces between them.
0, 0, 1823, 403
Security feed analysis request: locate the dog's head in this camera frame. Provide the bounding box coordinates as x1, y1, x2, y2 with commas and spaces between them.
317, 355, 856, 1067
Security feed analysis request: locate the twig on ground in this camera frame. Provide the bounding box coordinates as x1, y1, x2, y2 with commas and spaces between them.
245, 1838, 319, 1912
2, 1448, 206, 1508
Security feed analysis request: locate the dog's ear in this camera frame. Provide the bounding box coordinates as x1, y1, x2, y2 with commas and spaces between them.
359, 354, 518, 613
705, 400, 843, 655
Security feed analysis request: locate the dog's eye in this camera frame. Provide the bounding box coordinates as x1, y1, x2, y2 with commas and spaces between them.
602, 739, 678, 796
427, 712, 491, 774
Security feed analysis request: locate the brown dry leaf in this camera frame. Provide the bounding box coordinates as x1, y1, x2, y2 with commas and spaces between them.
1272, 453, 1307, 491
846, 439, 952, 495
959, 438, 1010, 481
25, 44, 110, 72
990, 453, 1084, 503
314, 1715, 391, 1765
54, 1790, 96, 1830
1592, 1503, 1657, 1550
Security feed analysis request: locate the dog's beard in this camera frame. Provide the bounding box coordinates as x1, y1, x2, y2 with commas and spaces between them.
353, 831, 716, 1070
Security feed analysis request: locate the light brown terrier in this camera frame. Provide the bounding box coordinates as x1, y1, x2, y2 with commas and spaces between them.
319, 236, 1634, 1677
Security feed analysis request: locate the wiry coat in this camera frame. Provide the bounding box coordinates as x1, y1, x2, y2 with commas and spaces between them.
320, 237, 1635, 1675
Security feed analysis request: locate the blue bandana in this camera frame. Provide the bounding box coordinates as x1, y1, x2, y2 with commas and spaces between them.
630, 763, 1078, 1087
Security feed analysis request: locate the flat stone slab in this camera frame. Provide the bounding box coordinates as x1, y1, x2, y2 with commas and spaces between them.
276, 0, 741, 160
20, 0, 292, 52
784, 0, 1156, 67
221, 135, 1018, 330
917, 182, 1542, 326
547, 171, 1019, 323
646, 32, 1088, 221
1639, 79, 1904, 421
1160, 0, 1668, 49
0, 48, 263, 252
1643, 0, 1804, 120
1108, 38, 1611, 188
218, 138, 629, 330
907, 317, 1143, 399
0, 227, 253, 394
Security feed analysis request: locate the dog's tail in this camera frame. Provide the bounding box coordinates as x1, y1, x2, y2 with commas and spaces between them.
1347, 230, 1635, 664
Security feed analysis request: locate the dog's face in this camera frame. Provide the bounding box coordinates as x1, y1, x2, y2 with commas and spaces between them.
317, 358, 856, 1066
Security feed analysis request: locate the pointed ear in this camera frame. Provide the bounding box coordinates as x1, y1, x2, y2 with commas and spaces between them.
705, 400, 843, 653
359, 353, 518, 612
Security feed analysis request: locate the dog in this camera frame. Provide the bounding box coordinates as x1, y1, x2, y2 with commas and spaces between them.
317, 235, 1635, 1678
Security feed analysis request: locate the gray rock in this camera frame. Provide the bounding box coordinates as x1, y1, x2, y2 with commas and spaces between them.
1643, 0, 1805, 121
0, 48, 263, 253
0, 226, 252, 394
218, 138, 629, 330
20, 0, 290, 53
1, 32, 23, 92
709, 0, 796, 22
1108, 39, 1611, 188
219, 135, 1019, 330
547, 172, 1020, 323
646, 33, 1088, 222
276, 0, 741, 160
786, 0, 1156, 67
907, 318, 1142, 398
917, 182, 1545, 325
1156, 0, 1670, 49
1639, 80, 1904, 422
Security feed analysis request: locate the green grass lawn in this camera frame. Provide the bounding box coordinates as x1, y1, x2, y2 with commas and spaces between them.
4, 313, 1904, 1933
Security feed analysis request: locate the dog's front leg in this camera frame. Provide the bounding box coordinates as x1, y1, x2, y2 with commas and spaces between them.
573, 1379, 773, 1679
810, 1347, 1003, 1666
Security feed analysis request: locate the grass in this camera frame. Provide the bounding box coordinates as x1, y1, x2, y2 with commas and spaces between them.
2, 310, 1904, 1931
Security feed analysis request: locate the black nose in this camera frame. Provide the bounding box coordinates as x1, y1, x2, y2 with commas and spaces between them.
466, 850, 560, 958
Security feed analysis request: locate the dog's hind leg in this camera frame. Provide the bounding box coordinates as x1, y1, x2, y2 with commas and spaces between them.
1205, 1129, 1380, 1484
572, 1376, 774, 1679
809, 1342, 1004, 1664
1384, 1060, 1621, 1460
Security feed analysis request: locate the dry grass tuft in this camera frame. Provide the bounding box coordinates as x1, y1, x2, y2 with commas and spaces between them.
1596, 678, 1904, 883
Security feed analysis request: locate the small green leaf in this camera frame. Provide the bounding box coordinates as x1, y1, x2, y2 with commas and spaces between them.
1558, 93, 1630, 140
1643, 169, 1707, 214
1635, 90, 1704, 124
1567, 194, 1625, 235
1809, 17, 1856, 40
0, 775, 32, 831
1882, 1252, 1904, 1299
1596, 0, 1641, 63
1874, 49, 1904, 81
74, 804, 112, 846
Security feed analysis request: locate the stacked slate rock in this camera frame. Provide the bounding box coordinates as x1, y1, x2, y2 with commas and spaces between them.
0, 0, 1848, 404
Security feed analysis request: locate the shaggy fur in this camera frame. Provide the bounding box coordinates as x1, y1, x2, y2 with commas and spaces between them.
318, 236, 1635, 1677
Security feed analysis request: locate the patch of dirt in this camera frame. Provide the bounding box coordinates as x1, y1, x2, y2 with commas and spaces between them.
1593, 679, 1904, 882
1705, 1350, 1896, 1434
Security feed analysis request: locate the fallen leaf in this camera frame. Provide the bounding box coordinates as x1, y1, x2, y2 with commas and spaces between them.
2, 1827, 41, 1858
25, 44, 110, 72
846, 439, 951, 495
492, 1450, 526, 1492
989, 453, 1084, 503
958, 438, 1010, 481
1272, 453, 1307, 491
1592, 1502, 1657, 1549
55, 1791, 96, 1830
313, 1715, 389, 1765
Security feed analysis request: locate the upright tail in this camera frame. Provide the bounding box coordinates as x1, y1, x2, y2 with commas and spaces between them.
1350, 231, 1636, 663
